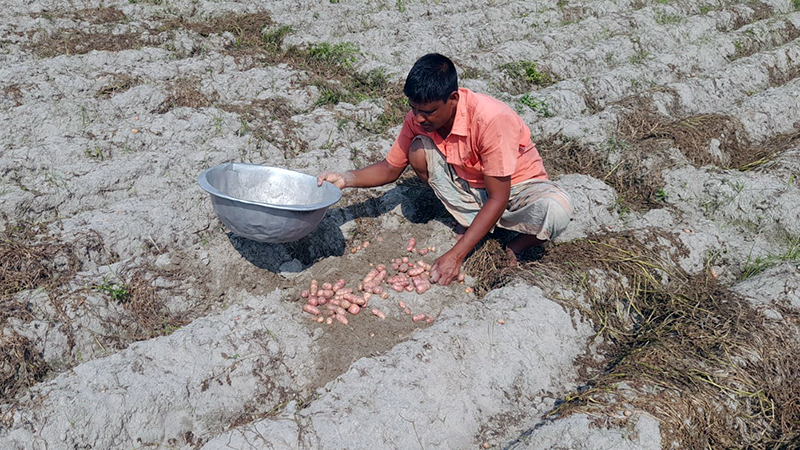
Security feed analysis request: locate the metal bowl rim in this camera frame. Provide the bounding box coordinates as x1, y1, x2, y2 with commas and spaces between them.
198, 162, 342, 212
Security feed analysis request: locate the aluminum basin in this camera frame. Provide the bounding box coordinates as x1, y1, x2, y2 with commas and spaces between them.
198, 163, 342, 243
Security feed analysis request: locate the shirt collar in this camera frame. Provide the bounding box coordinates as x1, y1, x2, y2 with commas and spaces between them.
449, 88, 469, 137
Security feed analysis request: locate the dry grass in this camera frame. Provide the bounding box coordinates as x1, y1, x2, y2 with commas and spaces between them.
0, 223, 105, 401
96, 73, 141, 99
536, 132, 664, 210
615, 101, 800, 172
152, 78, 217, 114
466, 231, 800, 448
107, 265, 188, 343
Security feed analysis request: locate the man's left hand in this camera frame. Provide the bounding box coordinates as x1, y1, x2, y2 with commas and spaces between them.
430, 250, 463, 286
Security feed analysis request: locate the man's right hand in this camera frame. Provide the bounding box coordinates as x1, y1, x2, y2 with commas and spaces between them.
317, 171, 354, 189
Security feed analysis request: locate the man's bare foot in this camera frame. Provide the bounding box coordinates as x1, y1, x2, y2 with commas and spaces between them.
505, 247, 520, 267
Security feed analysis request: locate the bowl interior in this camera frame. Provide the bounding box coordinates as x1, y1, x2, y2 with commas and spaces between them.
200, 163, 341, 210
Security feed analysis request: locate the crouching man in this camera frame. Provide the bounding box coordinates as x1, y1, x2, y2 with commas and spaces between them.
318, 53, 572, 286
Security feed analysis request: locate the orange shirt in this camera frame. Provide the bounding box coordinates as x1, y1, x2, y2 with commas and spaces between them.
386, 88, 548, 189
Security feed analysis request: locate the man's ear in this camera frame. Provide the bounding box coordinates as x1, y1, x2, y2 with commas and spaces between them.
448, 90, 459, 106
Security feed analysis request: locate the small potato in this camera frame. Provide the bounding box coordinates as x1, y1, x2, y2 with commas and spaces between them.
316, 316, 325, 323
376, 264, 386, 271
331, 299, 342, 307
391, 284, 405, 292
340, 299, 351, 309
335, 314, 349, 325
404, 307, 412, 315
372, 286, 383, 294
402, 257, 409, 264
465, 287, 474, 294
398, 301, 407, 309
351, 248, 358, 254
426, 316, 435, 324
418, 248, 428, 256
334, 306, 347, 316
300, 290, 310, 298
415, 282, 431, 294
348, 304, 361, 315
362, 241, 370, 248
380, 292, 389, 299
406, 238, 416, 252
405, 285, 414, 292
317, 297, 328, 305
408, 267, 425, 276
326, 317, 333, 325
322, 289, 334, 298
371, 308, 386, 319
322, 282, 332, 290
392, 263, 399, 271
399, 263, 409, 272
308, 297, 319, 307
412, 313, 426, 322
302, 305, 320, 316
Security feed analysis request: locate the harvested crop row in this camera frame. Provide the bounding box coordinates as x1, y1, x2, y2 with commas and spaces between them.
298, 237, 470, 326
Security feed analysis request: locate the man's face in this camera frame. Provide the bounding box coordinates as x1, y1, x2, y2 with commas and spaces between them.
408, 92, 458, 133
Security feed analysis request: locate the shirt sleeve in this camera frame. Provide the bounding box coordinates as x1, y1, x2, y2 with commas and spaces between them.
476, 113, 519, 177
386, 111, 417, 168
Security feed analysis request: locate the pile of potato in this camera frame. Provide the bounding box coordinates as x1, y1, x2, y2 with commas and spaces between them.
299, 238, 468, 326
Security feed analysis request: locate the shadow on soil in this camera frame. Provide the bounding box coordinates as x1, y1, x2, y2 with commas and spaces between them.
228, 178, 452, 272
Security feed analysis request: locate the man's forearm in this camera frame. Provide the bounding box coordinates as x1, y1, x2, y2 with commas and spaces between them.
450, 197, 507, 257
346, 160, 405, 188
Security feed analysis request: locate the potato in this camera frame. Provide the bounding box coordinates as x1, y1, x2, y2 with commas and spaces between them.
418, 248, 428, 256
348, 304, 361, 315
335, 314, 349, 325
302, 305, 320, 315
406, 238, 416, 252
322, 282, 332, 290
391, 284, 405, 292
308, 297, 319, 307
334, 306, 347, 316
412, 313, 426, 322
317, 297, 328, 305
300, 290, 310, 298
405, 285, 414, 292
408, 267, 425, 276
398, 301, 407, 309
316, 316, 325, 323
340, 299, 351, 309
457, 273, 465, 282
425, 316, 435, 324
371, 308, 386, 319
380, 292, 389, 299
326, 317, 333, 325
415, 281, 431, 294
404, 307, 412, 315
372, 286, 383, 294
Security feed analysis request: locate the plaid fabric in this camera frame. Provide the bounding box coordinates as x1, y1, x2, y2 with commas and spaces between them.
414, 135, 573, 240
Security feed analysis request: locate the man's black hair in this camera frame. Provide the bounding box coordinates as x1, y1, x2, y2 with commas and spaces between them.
403, 53, 458, 104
